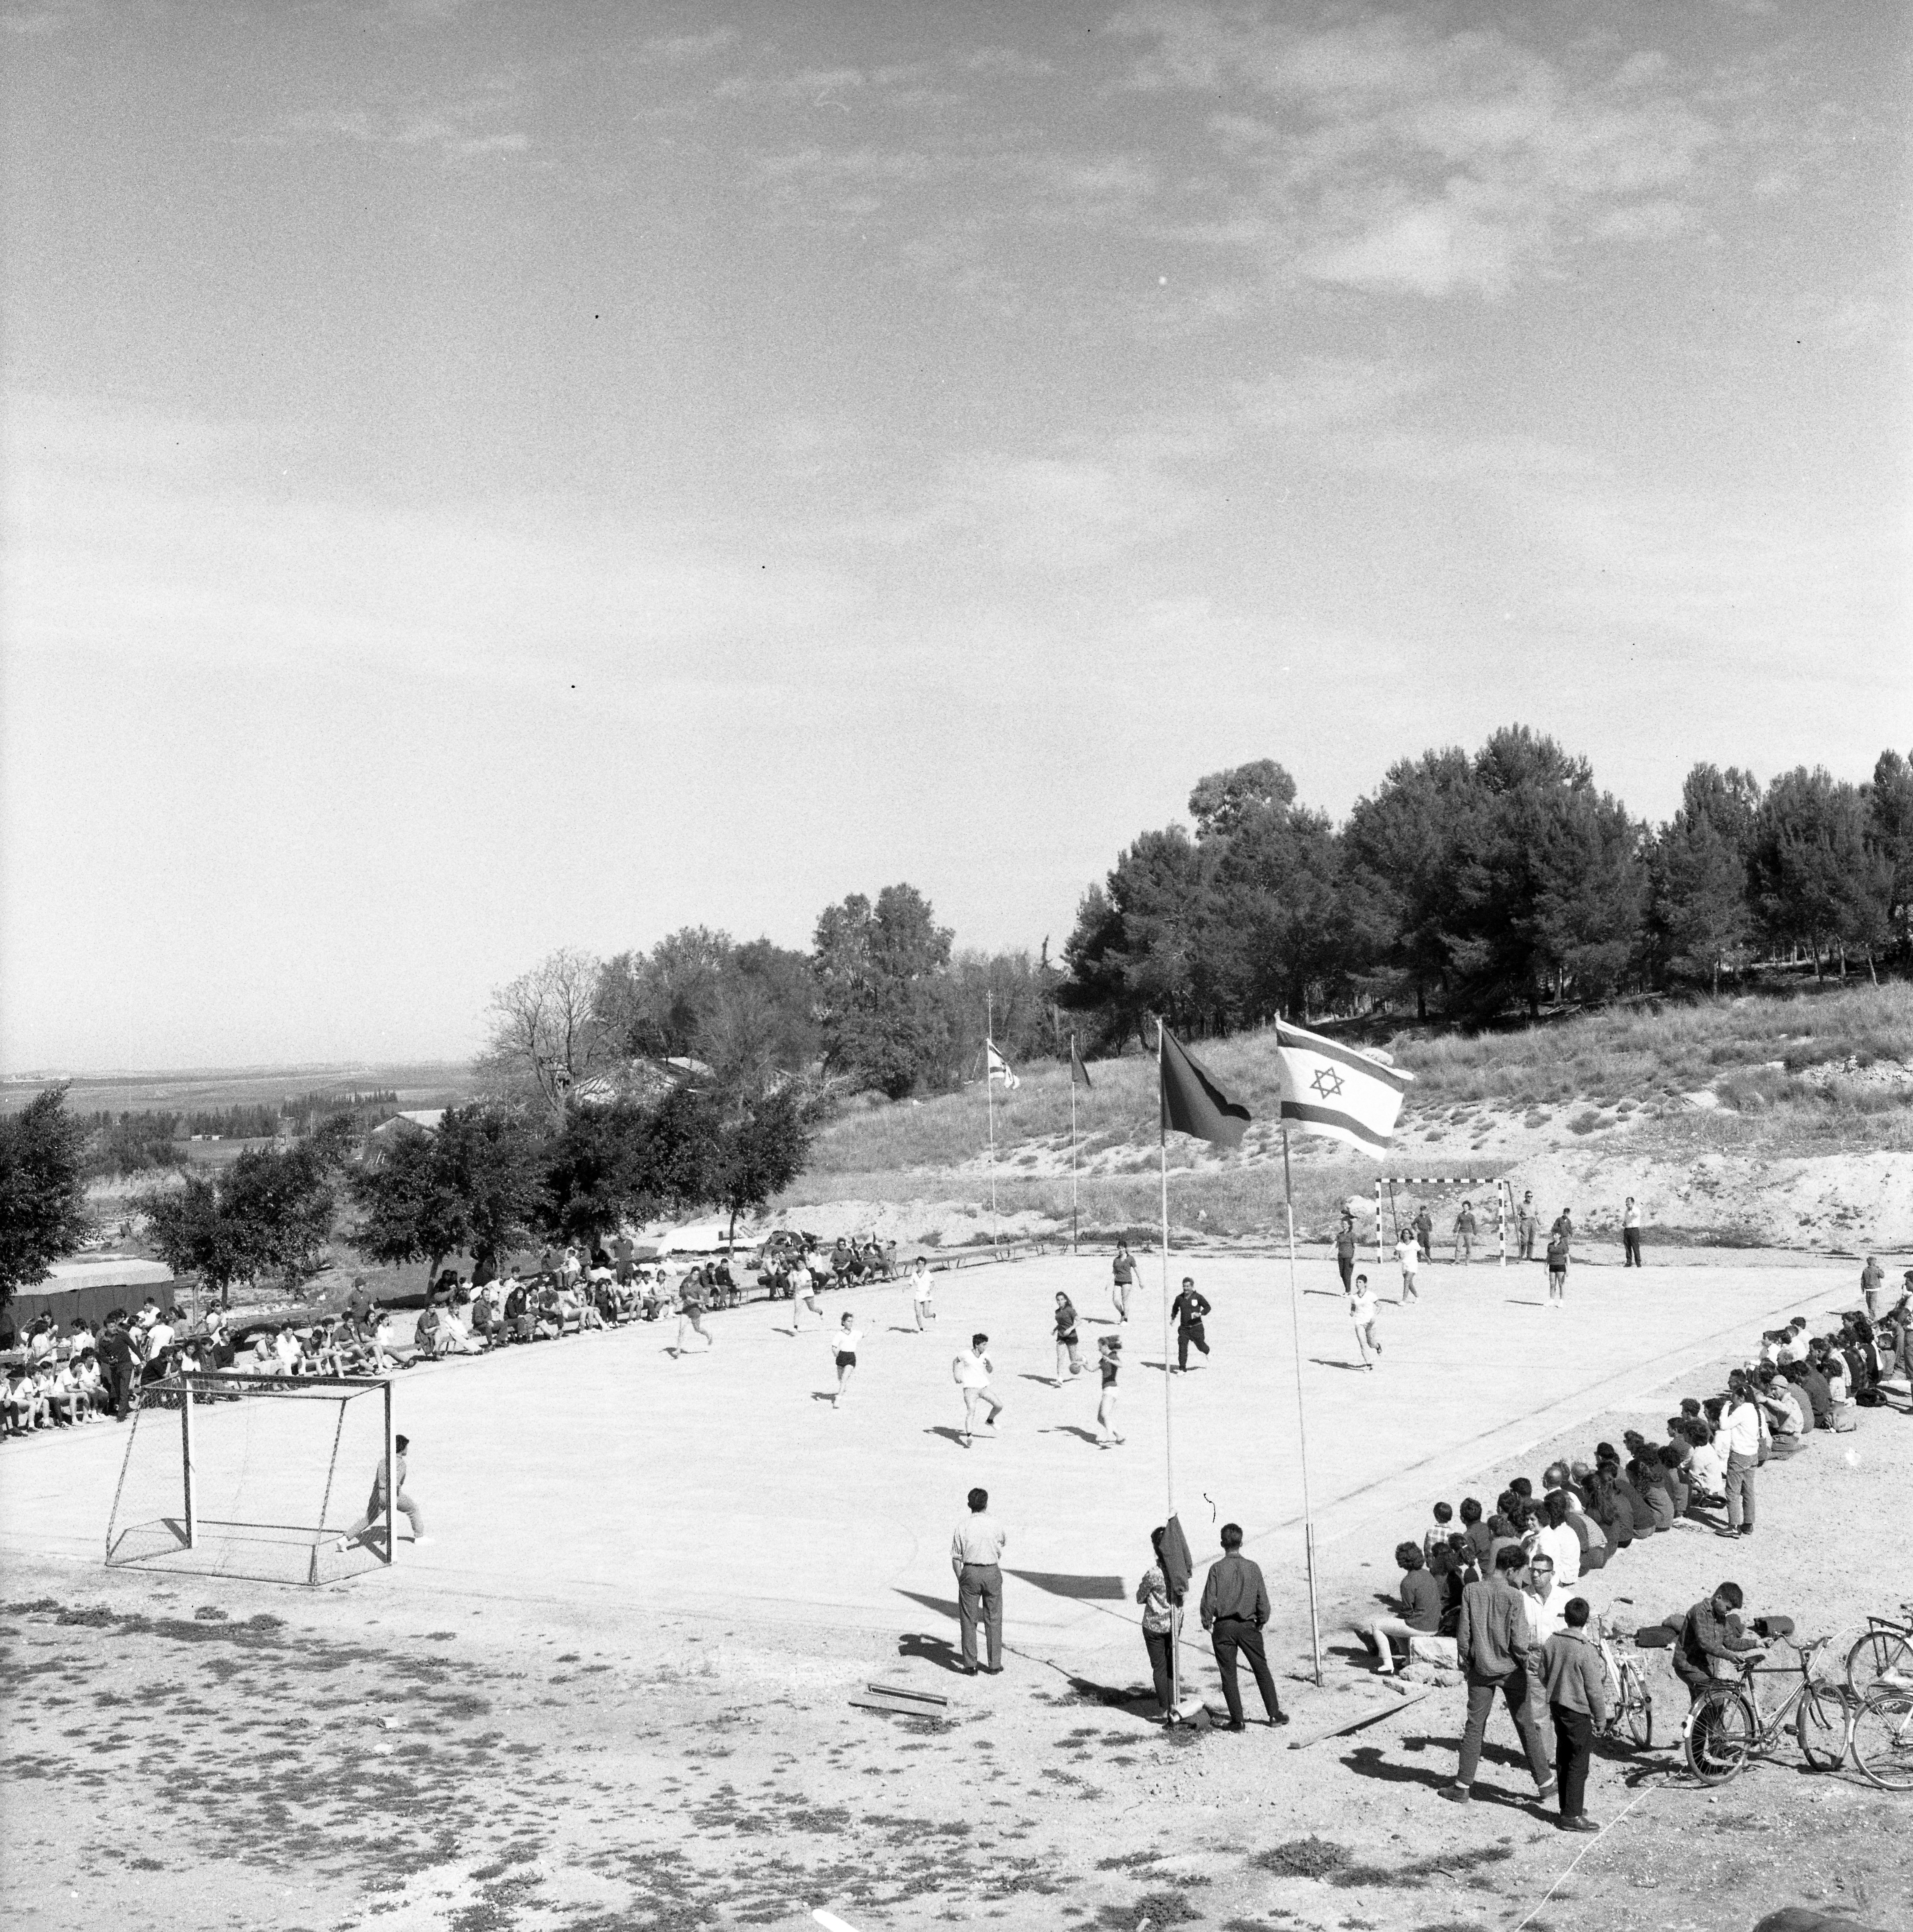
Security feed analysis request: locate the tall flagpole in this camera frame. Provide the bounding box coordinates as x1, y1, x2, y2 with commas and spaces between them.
986, 992, 999, 1247
1283, 1126, 1324, 1686
1157, 1017, 1180, 1711
1069, 1036, 1080, 1255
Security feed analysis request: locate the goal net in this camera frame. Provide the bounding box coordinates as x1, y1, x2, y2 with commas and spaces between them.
1372, 1175, 1517, 1266
106, 1372, 395, 1587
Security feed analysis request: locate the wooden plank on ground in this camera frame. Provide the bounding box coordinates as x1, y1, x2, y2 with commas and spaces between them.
1286, 1684, 1432, 1750
850, 1692, 949, 1720
867, 1681, 948, 1707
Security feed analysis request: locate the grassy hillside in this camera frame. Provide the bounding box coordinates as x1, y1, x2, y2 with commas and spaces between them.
806, 981, 1913, 1183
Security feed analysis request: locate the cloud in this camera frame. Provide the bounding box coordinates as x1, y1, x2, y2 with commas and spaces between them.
641, 25, 739, 64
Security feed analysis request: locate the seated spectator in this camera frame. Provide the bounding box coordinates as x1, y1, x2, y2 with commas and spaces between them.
1684, 1420, 1727, 1502
468, 1291, 496, 1345
271, 1324, 304, 1378
1355, 1541, 1444, 1676
4, 1364, 44, 1433
240, 1331, 277, 1374
437, 1300, 483, 1355
1630, 1456, 1676, 1534
533, 1285, 563, 1341
1423, 1500, 1454, 1566
414, 1303, 444, 1357
1753, 1367, 1805, 1455
1565, 1495, 1608, 1572
24, 1314, 58, 1364
504, 1277, 533, 1343
1534, 1490, 1584, 1583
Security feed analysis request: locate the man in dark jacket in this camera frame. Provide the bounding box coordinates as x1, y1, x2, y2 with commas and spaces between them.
1440, 1546, 1556, 1805
95, 1315, 136, 1421
1198, 1523, 1286, 1729
1170, 1278, 1211, 1372
1334, 1213, 1358, 1293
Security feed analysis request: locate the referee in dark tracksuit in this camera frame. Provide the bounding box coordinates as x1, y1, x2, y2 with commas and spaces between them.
1171, 1279, 1211, 1372
1199, 1523, 1287, 1728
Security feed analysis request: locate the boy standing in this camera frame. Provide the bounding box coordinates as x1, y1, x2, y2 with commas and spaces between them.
911, 1257, 936, 1330
1541, 1597, 1606, 1832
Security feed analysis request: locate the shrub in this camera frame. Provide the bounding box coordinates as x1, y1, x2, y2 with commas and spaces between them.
1250, 1838, 1351, 1879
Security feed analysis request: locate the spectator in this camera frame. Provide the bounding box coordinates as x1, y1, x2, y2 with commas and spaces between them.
1355, 1541, 1443, 1676
1542, 1598, 1607, 1832
1440, 1546, 1555, 1807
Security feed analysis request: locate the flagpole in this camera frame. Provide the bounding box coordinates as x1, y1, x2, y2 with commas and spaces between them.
986, 992, 999, 1247
1283, 1125, 1324, 1687
1157, 1016, 1180, 1713
1069, 1036, 1080, 1256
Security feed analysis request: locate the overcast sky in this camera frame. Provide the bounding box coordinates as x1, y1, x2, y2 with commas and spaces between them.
3, 1, 1907, 1072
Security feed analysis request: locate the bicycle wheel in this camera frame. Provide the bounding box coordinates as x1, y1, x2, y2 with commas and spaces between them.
1621, 1664, 1655, 1752
1794, 1684, 1848, 1773
1846, 1628, 1913, 1696
1850, 1687, 1913, 1792
1684, 1685, 1756, 1784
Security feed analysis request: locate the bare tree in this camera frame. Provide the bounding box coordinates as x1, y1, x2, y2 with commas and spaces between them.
477, 947, 613, 1119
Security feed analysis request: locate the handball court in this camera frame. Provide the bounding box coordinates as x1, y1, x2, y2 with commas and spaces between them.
0, 1247, 1868, 1676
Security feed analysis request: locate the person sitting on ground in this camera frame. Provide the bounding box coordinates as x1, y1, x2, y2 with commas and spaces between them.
414, 1301, 444, 1358
1564, 1487, 1609, 1572
533, 1282, 563, 1341
1423, 1500, 1455, 1566
1534, 1490, 1584, 1584
1458, 1496, 1492, 1566
1541, 1462, 1584, 1511
1752, 1365, 1806, 1455
1357, 1541, 1445, 1676
1630, 1453, 1677, 1534
72, 1350, 105, 1419
4, 1363, 45, 1433
1682, 1418, 1727, 1504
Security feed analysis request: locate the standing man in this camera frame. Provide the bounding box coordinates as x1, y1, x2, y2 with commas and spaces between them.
336, 1433, 428, 1551
96, 1314, 136, 1422
1517, 1193, 1539, 1263
1110, 1241, 1138, 1324
1334, 1212, 1358, 1295
345, 1275, 375, 1328
953, 1334, 1004, 1446
1541, 1598, 1606, 1833
1440, 1545, 1556, 1807
1170, 1278, 1211, 1373
1622, 1199, 1643, 1268
1413, 1205, 1434, 1264
1453, 1200, 1477, 1266
1198, 1523, 1287, 1729
1393, 1225, 1422, 1303
950, 1486, 1006, 1675
1860, 1255, 1884, 1322
613, 1230, 634, 1286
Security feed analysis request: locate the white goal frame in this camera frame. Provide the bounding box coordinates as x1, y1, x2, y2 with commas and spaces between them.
105, 1370, 395, 1585
1372, 1175, 1517, 1268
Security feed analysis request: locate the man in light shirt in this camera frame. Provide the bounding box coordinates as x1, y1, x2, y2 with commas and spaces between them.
1532, 1493, 1581, 1588
1718, 1373, 1761, 1539
950, 1486, 1007, 1674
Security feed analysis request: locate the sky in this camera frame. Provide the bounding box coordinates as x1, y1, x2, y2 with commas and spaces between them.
2, 0, 1908, 1073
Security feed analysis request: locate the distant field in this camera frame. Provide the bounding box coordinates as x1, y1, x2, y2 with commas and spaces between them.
0, 1061, 480, 1116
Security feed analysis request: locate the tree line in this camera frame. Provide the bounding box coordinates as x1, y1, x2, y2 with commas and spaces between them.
1059, 730, 1913, 1041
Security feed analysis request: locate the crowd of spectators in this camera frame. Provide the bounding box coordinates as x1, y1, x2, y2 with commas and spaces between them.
0, 1231, 897, 1433
1355, 1275, 1913, 1680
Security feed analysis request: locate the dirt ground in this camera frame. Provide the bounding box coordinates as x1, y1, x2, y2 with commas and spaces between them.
3, 1250, 1909, 1932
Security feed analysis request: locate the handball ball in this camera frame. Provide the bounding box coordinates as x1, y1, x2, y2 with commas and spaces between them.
1843, 1447, 1860, 1468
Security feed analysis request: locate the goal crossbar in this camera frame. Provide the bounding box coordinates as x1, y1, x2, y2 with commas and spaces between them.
1372, 1174, 1517, 1267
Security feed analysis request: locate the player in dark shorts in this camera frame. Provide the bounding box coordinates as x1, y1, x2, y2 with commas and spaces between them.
832, 1311, 861, 1408
672, 1273, 713, 1356
1111, 1242, 1138, 1323
1171, 1278, 1211, 1371
1096, 1334, 1124, 1446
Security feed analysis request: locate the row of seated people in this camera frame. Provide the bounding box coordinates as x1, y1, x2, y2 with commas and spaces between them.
1355, 1294, 1913, 1676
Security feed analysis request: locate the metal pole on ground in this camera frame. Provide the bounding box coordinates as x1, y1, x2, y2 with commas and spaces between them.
986, 993, 999, 1248
1283, 1128, 1324, 1686
1157, 1018, 1180, 1710
382, 1378, 396, 1566
181, 1375, 197, 1549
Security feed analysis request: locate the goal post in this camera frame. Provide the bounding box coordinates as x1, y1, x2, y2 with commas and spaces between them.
1372, 1175, 1518, 1267
106, 1371, 396, 1587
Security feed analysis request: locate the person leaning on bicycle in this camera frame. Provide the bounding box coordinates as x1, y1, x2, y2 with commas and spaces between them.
1675, 1581, 1764, 1699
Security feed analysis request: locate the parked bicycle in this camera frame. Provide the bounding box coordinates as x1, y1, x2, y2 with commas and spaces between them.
1849, 1681, 1913, 1792
1845, 1601, 1913, 1698
1682, 1636, 1847, 1783
1594, 1611, 1654, 1752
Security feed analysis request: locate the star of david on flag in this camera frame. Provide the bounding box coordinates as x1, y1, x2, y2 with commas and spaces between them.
1274, 1018, 1411, 1153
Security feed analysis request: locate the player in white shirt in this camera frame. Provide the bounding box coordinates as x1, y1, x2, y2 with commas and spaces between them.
1393, 1231, 1421, 1303
787, 1256, 822, 1332
952, 1334, 1004, 1445
1347, 1274, 1382, 1369
832, 1312, 861, 1409
910, 1257, 936, 1330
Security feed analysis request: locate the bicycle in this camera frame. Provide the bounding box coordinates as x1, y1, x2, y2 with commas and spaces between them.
1594, 1611, 1654, 1752
1849, 1680, 1913, 1791
1844, 1601, 1913, 1698
1681, 1636, 1849, 1784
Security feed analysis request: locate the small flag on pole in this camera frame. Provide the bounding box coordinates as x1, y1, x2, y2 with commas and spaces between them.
1160, 1024, 1251, 1149
986, 1040, 1020, 1089
1273, 1018, 1412, 1152
1070, 1036, 1093, 1090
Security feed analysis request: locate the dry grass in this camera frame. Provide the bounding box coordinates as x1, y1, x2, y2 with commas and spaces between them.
805, 983, 1913, 1183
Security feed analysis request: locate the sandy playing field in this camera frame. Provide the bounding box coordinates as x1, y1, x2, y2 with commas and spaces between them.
3, 1244, 1909, 1932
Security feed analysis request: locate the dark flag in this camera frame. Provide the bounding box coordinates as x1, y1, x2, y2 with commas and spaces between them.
1159, 1023, 1251, 1149
1070, 1036, 1093, 1090
1160, 1513, 1194, 1605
